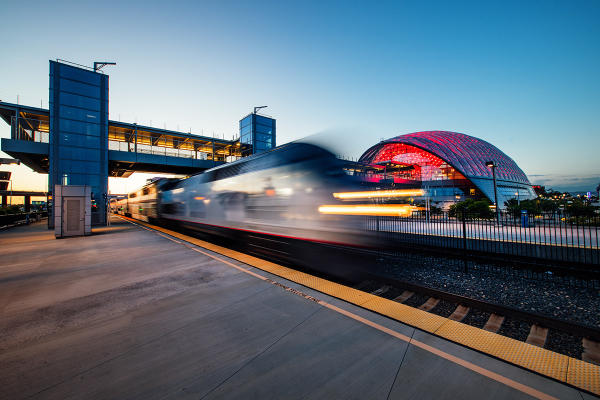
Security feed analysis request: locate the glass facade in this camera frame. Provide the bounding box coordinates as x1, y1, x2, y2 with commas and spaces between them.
49, 61, 109, 226
239, 113, 276, 156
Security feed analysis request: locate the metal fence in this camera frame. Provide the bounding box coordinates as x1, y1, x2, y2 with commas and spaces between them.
367, 210, 600, 266
0, 211, 47, 228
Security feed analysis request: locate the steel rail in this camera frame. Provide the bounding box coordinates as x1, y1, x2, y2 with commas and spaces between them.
361, 271, 600, 342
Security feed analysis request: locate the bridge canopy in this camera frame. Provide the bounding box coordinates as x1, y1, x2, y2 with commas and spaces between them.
0, 101, 241, 177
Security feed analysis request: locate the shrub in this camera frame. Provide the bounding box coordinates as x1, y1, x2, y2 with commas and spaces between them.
449, 199, 494, 219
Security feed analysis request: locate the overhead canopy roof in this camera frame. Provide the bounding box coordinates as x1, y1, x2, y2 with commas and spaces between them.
359, 131, 532, 184
359, 131, 536, 206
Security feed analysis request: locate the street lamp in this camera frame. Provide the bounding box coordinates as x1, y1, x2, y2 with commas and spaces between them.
93, 61, 116, 72
485, 161, 500, 225
253, 106, 268, 114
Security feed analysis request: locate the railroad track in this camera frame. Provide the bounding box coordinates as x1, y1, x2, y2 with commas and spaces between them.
353, 274, 600, 364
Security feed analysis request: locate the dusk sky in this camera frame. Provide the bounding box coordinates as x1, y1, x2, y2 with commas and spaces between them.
1, 0, 598, 195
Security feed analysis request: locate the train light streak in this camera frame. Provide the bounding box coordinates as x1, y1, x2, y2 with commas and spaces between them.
333, 189, 424, 199
318, 204, 416, 217
277, 187, 293, 196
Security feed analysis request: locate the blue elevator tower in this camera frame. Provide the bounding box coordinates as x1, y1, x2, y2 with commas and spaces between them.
49, 61, 109, 226
239, 112, 276, 157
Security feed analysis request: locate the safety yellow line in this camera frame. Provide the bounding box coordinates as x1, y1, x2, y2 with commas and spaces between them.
119, 216, 599, 396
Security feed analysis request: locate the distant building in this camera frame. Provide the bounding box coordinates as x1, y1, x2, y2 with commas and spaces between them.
357, 131, 536, 208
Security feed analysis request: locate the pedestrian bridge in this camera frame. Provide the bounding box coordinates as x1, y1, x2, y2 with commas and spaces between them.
0, 101, 241, 177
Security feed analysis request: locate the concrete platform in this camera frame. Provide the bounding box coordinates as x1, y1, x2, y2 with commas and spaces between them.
0, 218, 594, 399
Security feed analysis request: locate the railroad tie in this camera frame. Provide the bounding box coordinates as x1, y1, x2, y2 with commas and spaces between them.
582, 338, 600, 365
371, 286, 391, 296
418, 297, 440, 312
483, 313, 505, 333
525, 324, 548, 348
393, 290, 414, 303
448, 305, 470, 322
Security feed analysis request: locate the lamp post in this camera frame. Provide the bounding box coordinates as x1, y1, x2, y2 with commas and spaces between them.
485, 161, 500, 225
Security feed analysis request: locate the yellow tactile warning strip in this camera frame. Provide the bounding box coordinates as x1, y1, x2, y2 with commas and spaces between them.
567, 358, 600, 394
120, 216, 600, 396
361, 295, 448, 333
436, 320, 569, 381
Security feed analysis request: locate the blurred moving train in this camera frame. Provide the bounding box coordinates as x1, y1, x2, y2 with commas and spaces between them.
113, 142, 411, 279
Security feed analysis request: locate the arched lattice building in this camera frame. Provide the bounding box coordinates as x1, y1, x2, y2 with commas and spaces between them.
358, 131, 536, 208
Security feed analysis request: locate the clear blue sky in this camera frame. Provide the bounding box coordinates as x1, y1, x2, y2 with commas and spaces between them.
1, 0, 598, 193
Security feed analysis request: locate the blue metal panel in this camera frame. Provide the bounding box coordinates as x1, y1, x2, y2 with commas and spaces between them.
108, 150, 220, 170
49, 60, 109, 226
1, 138, 49, 155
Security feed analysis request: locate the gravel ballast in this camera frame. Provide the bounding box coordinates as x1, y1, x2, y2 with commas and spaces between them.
379, 252, 600, 329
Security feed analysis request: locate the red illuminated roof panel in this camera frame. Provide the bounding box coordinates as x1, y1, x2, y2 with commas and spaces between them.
359, 131, 531, 184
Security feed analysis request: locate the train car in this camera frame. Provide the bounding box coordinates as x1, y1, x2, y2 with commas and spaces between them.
127, 182, 158, 222
121, 178, 178, 222
155, 142, 379, 280
114, 197, 128, 216
158, 143, 366, 241
117, 143, 402, 280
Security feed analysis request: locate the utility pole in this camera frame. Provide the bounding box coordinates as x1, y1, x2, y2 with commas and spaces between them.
486, 161, 500, 225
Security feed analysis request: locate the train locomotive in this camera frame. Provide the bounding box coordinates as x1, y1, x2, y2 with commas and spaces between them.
115, 142, 381, 280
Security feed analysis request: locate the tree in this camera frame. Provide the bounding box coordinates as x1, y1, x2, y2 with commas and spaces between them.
429, 204, 443, 215
539, 199, 558, 214
449, 199, 494, 219
566, 198, 598, 218
505, 198, 561, 218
